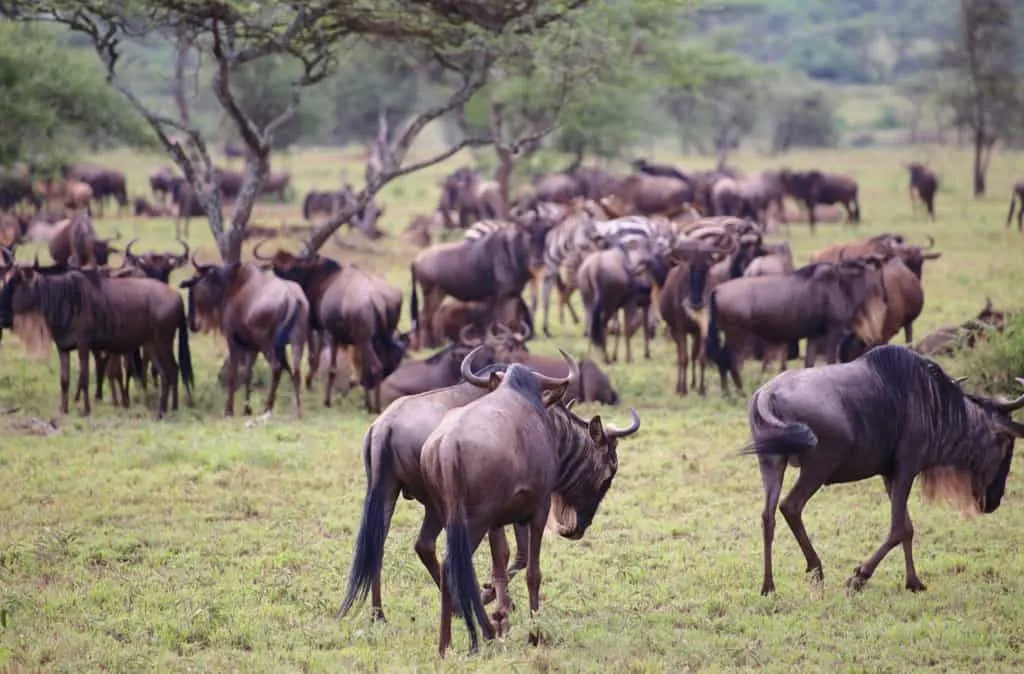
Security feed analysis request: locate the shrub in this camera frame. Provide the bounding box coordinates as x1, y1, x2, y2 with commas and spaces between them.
958, 312, 1024, 395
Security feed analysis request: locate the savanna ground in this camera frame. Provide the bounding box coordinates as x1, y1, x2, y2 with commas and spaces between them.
2, 143, 1024, 673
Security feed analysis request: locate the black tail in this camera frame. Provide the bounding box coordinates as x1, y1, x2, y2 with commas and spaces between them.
130, 349, 145, 384
409, 265, 420, 331
339, 427, 393, 617
178, 310, 194, 395
272, 300, 301, 376
740, 388, 818, 456
705, 291, 731, 380
444, 447, 490, 653
587, 289, 605, 349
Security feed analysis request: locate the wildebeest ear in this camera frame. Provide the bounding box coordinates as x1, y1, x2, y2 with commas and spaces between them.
588, 416, 605, 442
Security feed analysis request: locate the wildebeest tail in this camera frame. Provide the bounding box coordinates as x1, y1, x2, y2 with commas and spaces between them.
587, 288, 605, 349
339, 426, 392, 617
1007, 189, 1020, 227
302, 191, 314, 221
273, 300, 302, 375
740, 386, 818, 456
178, 308, 194, 394
445, 442, 490, 653
705, 291, 728, 370
409, 264, 419, 330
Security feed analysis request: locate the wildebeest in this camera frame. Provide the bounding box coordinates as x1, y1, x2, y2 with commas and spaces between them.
149, 167, 183, 205
578, 246, 654, 364
0, 214, 27, 249
0, 165, 42, 214
410, 226, 543, 349
261, 171, 291, 202
170, 181, 208, 238
706, 257, 888, 394
63, 163, 128, 217
906, 162, 938, 220
40, 179, 94, 215
339, 360, 527, 624
507, 350, 620, 405
607, 173, 694, 217
741, 241, 797, 374
1006, 180, 1024, 231
420, 349, 639, 654
430, 296, 533, 347
133, 197, 170, 217
302, 189, 345, 220
746, 345, 1024, 595
438, 167, 502, 229
0, 262, 193, 418
48, 215, 121, 268
779, 170, 860, 231
256, 246, 404, 412
913, 298, 1007, 356
179, 256, 308, 417
838, 256, 927, 362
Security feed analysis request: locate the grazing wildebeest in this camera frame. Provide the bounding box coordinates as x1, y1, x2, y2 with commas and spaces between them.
47, 215, 121, 268
179, 256, 308, 417
430, 296, 533, 346
420, 349, 640, 655
339, 360, 525, 623
779, 170, 860, 231
133, 197, 169, 217
63, 163, 128, 217
410, 226, 543, 349
706, 257, 888, 395
257, 246, 404, 412
260, 171, 291, 202
906, 162, 938, 220
746, 345, 1024, 596
0, 262, 193, 418
507, 351, 620, 405
913, 298, 1007, 356
1006, 180, 1024, 231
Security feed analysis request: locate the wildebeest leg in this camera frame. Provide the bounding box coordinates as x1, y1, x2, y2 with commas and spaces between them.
224, 348, 241, 416
779, 470, 825, 583
673, 330, 688, 395
59, 350, 71, 415
414, 509, 444, 595
620, 309, 631, 363
152, 343, 176, 420
641, 306, 651, 360
525, 507, 547, 647
324, 336, 340, 408
305, 331, 321, 391
289, 334, 304, 419
561, 284, 580, 325
487, 527, 512, 635
541, 274, 555, 336
78, 345, 91, 416
805, 200, 816, 233
694, 333, 707, 397
882, 475, 925, 592
263, 346, 285, 415
758, 454, 787, 595
846, 473, 916, 593
483, 523, 530, 605
904, 322, 914, 344
93, 351, 108, 402
241, 352, 258, 415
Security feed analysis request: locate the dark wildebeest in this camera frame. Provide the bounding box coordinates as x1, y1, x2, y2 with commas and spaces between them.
149, 167, 183, 205
706, 257, 889, 395
438, 167, 502, 229
1006, 180, 1024, 231
906, 162, 938, 220
779, 170, 860, 231
0, 262, 193, 418
48, 215, 121, 268
214, 167, 244, 201
746, 345, 1024, 596
63, 163, 128, 217
302, 189, 344, 220
339, 359, 525, 624
410, 226, 544, 349
606, 173, 694, 217
0, 166, 42, 214
430, 296, 533, 347
913, 298, 1006, 357
421, 349, 640, 655
179, 256, 308, 417
133, 197, 169, 217
170, 181, 208, 239
257, 246, 405, 412
507, 351, 620, 405
578, 246, 657, 364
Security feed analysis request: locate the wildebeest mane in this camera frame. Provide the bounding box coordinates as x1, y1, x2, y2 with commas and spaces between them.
10, 269, 103, 356
502, 363, 549, 414
546, 403, 613, 535
792, 262, 826, 279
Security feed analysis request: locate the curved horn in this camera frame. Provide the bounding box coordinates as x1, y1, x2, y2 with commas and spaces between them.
252, 238, 275, 262
530, 347, 579, 390
953, 376, 968, 385
124, 238, 140, 260
175, 238, 190, 263
190, 251, 212, 271
514, 320, 532, 342
458, 323, 482, 346
606, 407, 641, 438
459, 345, 492, 388
924, 234, 935, 249
993, 378, 1024, 412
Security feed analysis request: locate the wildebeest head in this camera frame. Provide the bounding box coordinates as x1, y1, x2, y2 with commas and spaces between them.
831, 254, 889, 345
253, 241, 338, 287
671, 228, 733, 310
961, 378, 1024, 513
123, 238, 190, 283
178, 253, 238, 333
461, 345, 579, 408
886, 234, 941, 279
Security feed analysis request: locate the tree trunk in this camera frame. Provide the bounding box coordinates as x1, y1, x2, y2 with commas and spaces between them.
973, 129, 986, 197
490, 102, 513, 219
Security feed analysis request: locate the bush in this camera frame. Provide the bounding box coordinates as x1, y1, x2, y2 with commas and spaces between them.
770, 89, 839, 153
958, 312, 1024, 395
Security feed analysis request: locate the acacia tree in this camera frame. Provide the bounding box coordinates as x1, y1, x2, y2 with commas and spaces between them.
0, 0, 598, 259
942, 0, 1022, 196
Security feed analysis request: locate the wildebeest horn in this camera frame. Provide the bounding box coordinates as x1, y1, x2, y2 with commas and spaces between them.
532, 348, 579, 390
993, 378, 1024, 412
924, 234, 935, 249
606, 407, 642, 438
175, 238, 190, 263
190, 251, 213, 271
953, 376, 968, 385
460, 345, 491, 387
124, 238, 140, 260
513, 320, 532, 342
458, 324, 482, 347
252, 238, 274, 262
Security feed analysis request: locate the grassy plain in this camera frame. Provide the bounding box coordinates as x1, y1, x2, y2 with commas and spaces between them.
1, 144, 1024, 673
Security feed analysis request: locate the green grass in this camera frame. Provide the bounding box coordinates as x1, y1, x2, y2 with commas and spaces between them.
2, 143, 1024, 672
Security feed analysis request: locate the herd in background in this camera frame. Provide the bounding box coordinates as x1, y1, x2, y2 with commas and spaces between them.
2, 153, 1024, 658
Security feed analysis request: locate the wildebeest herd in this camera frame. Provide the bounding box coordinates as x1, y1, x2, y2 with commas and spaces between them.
1, 155, 1023, 657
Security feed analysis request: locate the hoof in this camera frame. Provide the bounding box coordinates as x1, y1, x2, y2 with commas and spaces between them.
371, 608, 387, 623
481, 585, 496, 605
845, 569, 868, 595
807, 566, 824, 584
905, 578, 927, 593
760, 584, 775, 596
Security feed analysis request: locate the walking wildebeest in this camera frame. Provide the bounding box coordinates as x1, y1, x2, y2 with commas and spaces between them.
906, 162, 938, 220
746, 345, 1024, 596
779, 170, 860, 231
257, 246, 405, 412
179, 256, 308, 417
420, 348, 640, 655
0, 262, 193, 418
1006, 180, 1024, 231
410, 226, 544, 349
706, 257, 888, 395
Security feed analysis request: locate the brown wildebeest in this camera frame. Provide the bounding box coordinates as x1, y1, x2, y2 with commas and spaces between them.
149, 167, 182, 205
1006, 180, 1024, 231
706, 257, 889, 395
179, 256, 308, 417
410, 226, 543, 349
48, 215, 121, 268
63, 163, 128, 217
913, 298, 1006, 356
578, 246, 653, 364
741, 241, 797, 375
430, 296, 533, 346
339, 360, 527, 623
438, 167, 502, 229
811, 233, 940, 278
779, 170, 860, 231
0, 165, 43, 214
0, 262, 193, 418
906, 162, 938, 220
40, 180, 94, 215
421, 348, 639, 655
214, 167, 244, 201
747, 345, 1024, 596
256, 245, 405, 412
134, 197, 170, 217
607, 173, 693, 216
